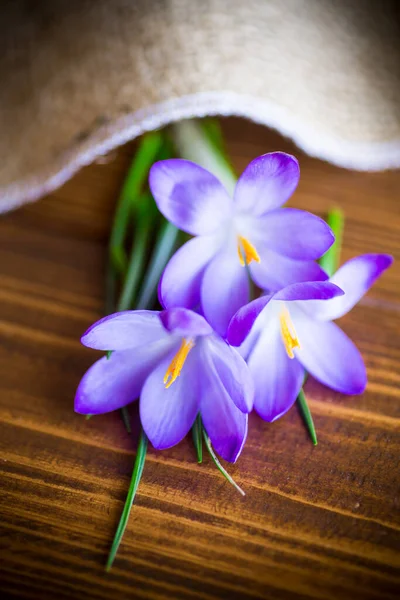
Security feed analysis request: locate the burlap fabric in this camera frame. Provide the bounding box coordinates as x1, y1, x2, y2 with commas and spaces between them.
1, 0, 399, 212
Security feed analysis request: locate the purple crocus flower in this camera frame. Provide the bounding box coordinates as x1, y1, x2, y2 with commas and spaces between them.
227, 255, 393, 422
75, 307, 253, 462
149, 152, 334, 336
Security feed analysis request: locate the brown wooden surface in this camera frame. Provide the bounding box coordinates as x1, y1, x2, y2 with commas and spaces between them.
0, 119, 399, 600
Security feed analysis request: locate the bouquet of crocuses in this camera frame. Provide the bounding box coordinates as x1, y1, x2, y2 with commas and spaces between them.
74, 120, 392, 569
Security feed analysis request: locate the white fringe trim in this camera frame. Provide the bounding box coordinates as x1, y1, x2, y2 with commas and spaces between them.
2, 90, 400, 212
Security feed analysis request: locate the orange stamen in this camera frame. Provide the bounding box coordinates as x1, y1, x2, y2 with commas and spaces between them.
279, 308, 300, 359
237, 235, 261, 266
163, 338, 195, 389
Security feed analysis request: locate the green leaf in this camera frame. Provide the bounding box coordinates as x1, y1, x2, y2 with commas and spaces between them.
102, 130, 178, 569
117, 192, 156, 312
201, 118, 226, 154
297, 388, 318, 446
120, 406, 131, 434
171, 120, 237, 195
191, 414, 203, 464
155, 132, 176, 161
105, 131, 163, 313
105, 132, 178, 452
106, 351, 113, 360
299, 207, 344, 444
105, 261, 118, 316
135, 220, 179, 309
198, 119, 237, 181
106, 429, 148, 571
319, 207, 345, 277
132, 133, 180, 310
202, 428, 245, 496
108, 131, 164, 276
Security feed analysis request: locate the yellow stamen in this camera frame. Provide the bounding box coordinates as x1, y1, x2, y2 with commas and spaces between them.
279, 308, 300, 359
237, 235, 261, 266
163, 338, 195, 389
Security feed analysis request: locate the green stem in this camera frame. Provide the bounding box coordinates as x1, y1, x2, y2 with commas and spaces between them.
203, 429, 245, 496
299, 207, 345, 443
191, 414, 203, 464
120, 407, 131, 434
319, 207, 345, 277
104, 121, 243, 570
117, 193, 155, 312
112, 190, 157, 431
104, 130, 182, 567
105, 264, 118, 317
106, 429, 148, 571
201, 118, 229, 158
108, 131, 163, 275
105, 131, 163, 313
297, 388, 317, 446
135, 221, 179, 309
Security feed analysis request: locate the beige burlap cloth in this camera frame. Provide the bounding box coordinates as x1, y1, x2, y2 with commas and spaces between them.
1, 0, 399, 212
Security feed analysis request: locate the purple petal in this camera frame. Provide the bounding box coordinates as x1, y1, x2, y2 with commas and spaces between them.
299, 254, 394, 321
81, 310, 166, 351
201, 249, 250, 337
198, 345, 248, 462
227, 294, 274, 347
158, 235, 221, 310
249, 320, 304, 422
75, 340, 173, 414
160, 307, 212, 338
227, 282, 342, 347
140, 347, 200, 449
149, 159, 232, 235
274, 281, 344, 302
202, 402, 248, 464
233, 152, 299, 216
204, 334, 254, 412
250, 247, 328, 291
251, 208, 334, 259
294, 314, 367, 394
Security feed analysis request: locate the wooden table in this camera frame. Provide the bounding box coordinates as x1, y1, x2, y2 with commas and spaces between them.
0, 119, 399, 600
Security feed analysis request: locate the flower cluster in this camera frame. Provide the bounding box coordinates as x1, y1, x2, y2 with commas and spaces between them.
75, 152, 392, 463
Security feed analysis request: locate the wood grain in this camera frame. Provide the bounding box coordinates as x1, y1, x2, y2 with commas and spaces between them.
0, 118, 399, 600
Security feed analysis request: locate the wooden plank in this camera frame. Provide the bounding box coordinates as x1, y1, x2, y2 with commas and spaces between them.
0, 118, 399, 599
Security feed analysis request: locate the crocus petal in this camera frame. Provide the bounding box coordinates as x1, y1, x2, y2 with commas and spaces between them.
293, 313, 367, 394
249, 320, 304, 422
299, 254, 394, 321
160, 307, 213, 337
140, 348, 200, 449
202, 401, 248, 463
251, 208, 334, 260
81, 310, 166, 351
201, 249, 250, 337
227, 282, 342, 347
159, 235, 221, 310
227, 294, 274, 347
199, 345, 248, 462
75, 340, 173, 414
250, 246, 328, 291
149, 159, 232, 235
233, 152, 299, 216
274, 281, 344, 302
204, 335, 254, 412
